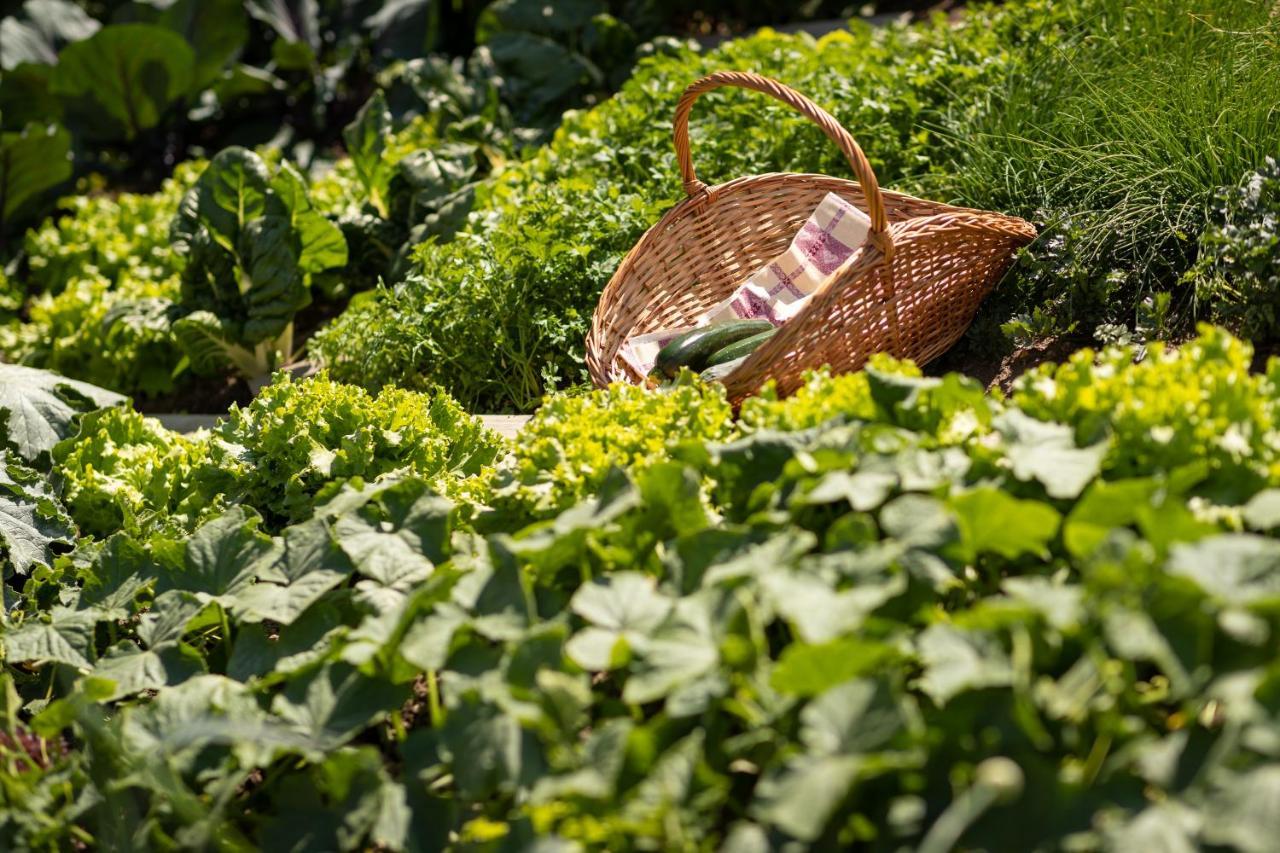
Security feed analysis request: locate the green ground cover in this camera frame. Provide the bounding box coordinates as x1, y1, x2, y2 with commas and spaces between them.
2, 2, 1280, 848
10, 0, 1272, 411
3, 328, 1280, 849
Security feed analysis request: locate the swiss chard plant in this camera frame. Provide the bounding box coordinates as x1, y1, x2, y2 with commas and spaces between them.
169, 146, 347, 380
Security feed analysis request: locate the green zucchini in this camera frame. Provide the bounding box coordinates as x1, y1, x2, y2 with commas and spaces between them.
705, 328, 778, 367
699, 356, 749, 384
652, 320, 774, 378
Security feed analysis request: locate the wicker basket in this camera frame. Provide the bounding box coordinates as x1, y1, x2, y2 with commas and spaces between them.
585, 71, 1037, 403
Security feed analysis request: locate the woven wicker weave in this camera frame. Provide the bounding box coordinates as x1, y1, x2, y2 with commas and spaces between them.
586, 71, 1037, 403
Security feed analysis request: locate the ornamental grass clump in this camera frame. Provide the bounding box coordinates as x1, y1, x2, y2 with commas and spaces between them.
946, 0, 1280, 347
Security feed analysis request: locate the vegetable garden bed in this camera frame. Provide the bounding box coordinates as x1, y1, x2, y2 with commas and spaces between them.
2, 0, 1280, 850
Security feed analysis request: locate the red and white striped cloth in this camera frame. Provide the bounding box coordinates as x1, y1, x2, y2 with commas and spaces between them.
620, 192, 871, 377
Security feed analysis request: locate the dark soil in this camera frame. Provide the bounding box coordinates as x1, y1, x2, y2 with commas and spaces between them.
134, 373, 251, 416
927, 333, 1094, 394
134, 297, 345, 415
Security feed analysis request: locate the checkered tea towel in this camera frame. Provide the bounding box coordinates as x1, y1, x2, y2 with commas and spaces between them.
619, 192, 871, 377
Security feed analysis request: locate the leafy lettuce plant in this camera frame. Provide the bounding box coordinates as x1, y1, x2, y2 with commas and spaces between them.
479, 374, 734, 523
21, 163, 200, 297
49, 371, 505, 540
209, 371, 504, 528
0, 165, 200, 396
3, 272, 184, 397
51, 407, 223, 540
169, 147, 347, 380
1011, 325, 1280, 493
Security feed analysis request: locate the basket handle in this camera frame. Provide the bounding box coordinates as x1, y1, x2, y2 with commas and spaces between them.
673, 70, 893, 255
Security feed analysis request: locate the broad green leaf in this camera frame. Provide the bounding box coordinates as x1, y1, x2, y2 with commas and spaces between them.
760, 567, 906, 644
1242, 489, 1280, 531
0, 121, 71, 231
995, 409, 1107, 499
1135, 496, 1220, 555
485, 31, 594, 126
137, 591, 206, 648
800, 678, 905, 755
50, 24, 196, 141
702, 528, 816, 587
273, 747, 412, 852
125, 0, 247, 91
271, 161, 347, 274
0, 453, 73, 577
272, 662, 410, 753
158, 506, 273, 604
1104, 802, 1199, 853
90, 640, 205, 701
914, 624, 1013, 706
0, 363, 124, 465
1102, 609, 1190, 695
245, 0, 320, 57
879, 494, 956, 550
1166, 535, 1280, 606
399, 144, 479, 219
396, 605, 468, 672
437, 695, 527, 800
1001, 577, 1083, 632
0, 1, 99, 69
78, 533, 156, 617
771, 637, 897, 698
794, 469, 897, 512
1202, 765, 1280, 853
865, 446, 971, 493
621, 730, 703, 824
530, 719, 632, 803
228, 602, 345, 682
623, 594, 722, 710
450, 546, 532, 642
232, 518, 353, 625
565, 572, 672, 671
333, 491, 451, 590
170, 311, 260, 377
191, 146, 271, 255
0, 61, 59, 128
2, 607, 96, 669
503, 469, 640, 572
343, 90, 395, 217
1064, 478, 1158, 558
238, 215, 307, 344
119, 674, 276, 767
750, 755, 863, 841
948, 487, 1060, 562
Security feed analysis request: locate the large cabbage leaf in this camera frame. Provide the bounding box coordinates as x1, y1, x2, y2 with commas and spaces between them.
0, 363, 123, 467
0, 450, 74, 581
